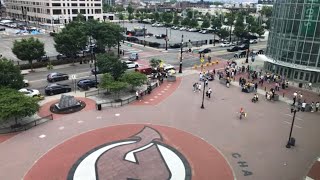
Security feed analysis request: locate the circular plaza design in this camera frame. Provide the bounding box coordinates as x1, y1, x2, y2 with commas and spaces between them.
24, 124, 234, 180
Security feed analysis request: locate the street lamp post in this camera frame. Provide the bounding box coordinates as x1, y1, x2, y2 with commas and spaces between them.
213, 27, 217, 46
201, 78, 206, 109
245, 40, 250, 63
90, 37, 98, 88
165, 28, 168, 51
286, 106, 300, 148
179, 34, 183, 73
144, 24, 146, 47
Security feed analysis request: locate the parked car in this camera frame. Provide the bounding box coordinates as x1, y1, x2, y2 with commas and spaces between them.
0, 27, 5, 31
179, 27, 187, 31
45, 84, 71, 96
227, 46, 239, 52
37, 55, 49, 62
252, 49, 264, 55
47, 72, 69, 82
198, 48, 211, 54
19, 88, 40, 97
220, 42, 232, 47
250, 39, 258, 44
163, 64, 176, 74
77, 79, 98, 89
169, 43, 181, 48
129, 52, 139, 61
234, 51, 247, 58
188, 28, 198, 32
124, 61, 139, 69
155, 34, 167, 39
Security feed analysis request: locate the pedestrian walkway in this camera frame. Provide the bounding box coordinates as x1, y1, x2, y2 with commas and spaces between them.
306, 157, 320, 180
131, 77, 181, 106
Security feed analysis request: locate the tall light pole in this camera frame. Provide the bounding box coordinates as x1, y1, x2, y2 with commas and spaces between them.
165, 28, 168, 51
144, 24, 146, 47
286, 106, 300, 148
201, 78, 206, 109
244, 18, 250, 63
90, 36, 98, 88
213, 27, 217, 46
179, 34, 183, 73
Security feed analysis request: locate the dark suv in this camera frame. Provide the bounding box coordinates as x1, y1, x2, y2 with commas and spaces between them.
45, 84, 71, 96
227, 46, 239, 52
47, 72, 69, 82
234, 51, 247, 58
77, 79, 98, 89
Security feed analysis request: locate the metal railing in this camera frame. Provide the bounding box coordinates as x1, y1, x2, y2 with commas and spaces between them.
0, 114, 53, 134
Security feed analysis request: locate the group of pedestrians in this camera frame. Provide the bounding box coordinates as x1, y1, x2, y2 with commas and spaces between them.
193, 74, 213, 98
292, 91, 320, 112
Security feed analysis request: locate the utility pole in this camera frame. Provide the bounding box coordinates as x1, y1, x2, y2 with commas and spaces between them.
179, 34, 183, 73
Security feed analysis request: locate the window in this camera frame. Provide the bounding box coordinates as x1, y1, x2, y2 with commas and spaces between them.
53, 9, 62, 15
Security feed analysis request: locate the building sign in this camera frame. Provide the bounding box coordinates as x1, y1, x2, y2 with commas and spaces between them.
302, 0, 320, 37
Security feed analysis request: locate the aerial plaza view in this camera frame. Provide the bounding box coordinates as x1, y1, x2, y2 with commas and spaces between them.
0, 0, 320, 179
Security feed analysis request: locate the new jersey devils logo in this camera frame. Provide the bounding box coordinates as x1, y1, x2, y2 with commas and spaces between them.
68, 126, 192, 180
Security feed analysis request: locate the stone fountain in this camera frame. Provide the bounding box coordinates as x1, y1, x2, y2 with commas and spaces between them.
50, 95, 86, 114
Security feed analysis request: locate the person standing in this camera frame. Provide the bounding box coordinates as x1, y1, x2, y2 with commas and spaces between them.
311, 102, 315, 112
254, 82, 258, 92
301, 101, 307, 112
193, 82, 197, 92
136, 90, 139, 100
293, 91, 298, 105
198, 83, 202, 92
316, 102, 319, 112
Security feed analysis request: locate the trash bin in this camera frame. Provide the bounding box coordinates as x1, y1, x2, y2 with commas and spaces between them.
298, 83, 303, 88
97, 104, 101, 111
289, 137, 295, 146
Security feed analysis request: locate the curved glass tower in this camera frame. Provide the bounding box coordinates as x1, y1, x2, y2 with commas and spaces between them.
263, 0, 320, 83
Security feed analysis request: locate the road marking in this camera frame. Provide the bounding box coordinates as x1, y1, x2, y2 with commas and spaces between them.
161, 91, 165, 93
284, 114, 303, 121
39, 134, 46, 138
305, 176, 314, 180
77, 120, 84, 124
58, 126, 64, 130
283, 121, 302, 128
115, 113, 120, 117
96, 116, 102, 119
150, 99, 154, 101
164, 88, 168, 90
144, 101, 149, 104
158, 93, 162, 95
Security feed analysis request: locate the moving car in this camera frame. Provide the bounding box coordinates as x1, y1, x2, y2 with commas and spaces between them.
47, 72, 69, 82
23, 79, 29, 87
227, 46, 239, 52
220, 42, 232, 47
45, 84, 71, 96
37, 55, 49, 62
234, 51, 247, 58
198, 48, 211, 54
19, 88, 40, 97
124, 61, 139, 69
169, 43, 181, 48
155, 34, 167, 39
77, 79, 98, 89
238, 44, 249, 50
91, 67, 101, 75
129, 52, 139, 61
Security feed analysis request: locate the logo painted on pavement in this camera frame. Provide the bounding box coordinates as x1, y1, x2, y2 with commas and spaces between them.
68, 126, 191, 180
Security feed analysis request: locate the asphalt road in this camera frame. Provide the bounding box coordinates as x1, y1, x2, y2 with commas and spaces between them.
24, 41, 267, 96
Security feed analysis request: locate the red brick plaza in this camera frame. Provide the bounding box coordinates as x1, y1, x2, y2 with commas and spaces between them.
0, 70, 319, 180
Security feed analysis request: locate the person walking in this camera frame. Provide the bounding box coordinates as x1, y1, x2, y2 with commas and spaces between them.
293, 91, 298, 105
301, 101, 307, 112
193, 82, 197, 92
254, 82, 258, 92
207, 88, 212, 98
198, 83, 202, 92
316, 102, 319, 112
136, 90, 139, 100
311, 102, 315, 112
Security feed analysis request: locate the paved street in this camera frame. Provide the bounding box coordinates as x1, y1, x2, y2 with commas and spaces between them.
0, 70, 319, 180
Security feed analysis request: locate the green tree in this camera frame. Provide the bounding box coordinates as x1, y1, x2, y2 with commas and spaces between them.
162, 12, 173, 25
190, 18, 198, 28
187, 10, 193, 19
115, 5, 125, 12
127, 4, 134, 20
256, 26, 265, 38
173, 15, 180, 26
121, 71, 147, 90
213, 1, 224, 6
119, 13, 124, 20
0, 58, 24, 89
103, 4, 113, 13
96, 54, 127, 80
260, 6, 273, 18
75, 13, 86, 22
99, 73, 128, 100
211, 16, 222, 29
128, 14, 134, 21
181, 18, 190, 27
224, 12, 235, 26
201, 18, 210, 29
149, 58, 161, 69
0, 88, 39, 124
12, 37, 45, 71
217, 28, 229, 40
154, 12, 160, 22
233, 16, 246, 39
54, 21, 87, 61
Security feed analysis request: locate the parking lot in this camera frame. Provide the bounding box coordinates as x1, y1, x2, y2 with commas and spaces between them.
0, 25, 57, 62
123, 22, 216, 44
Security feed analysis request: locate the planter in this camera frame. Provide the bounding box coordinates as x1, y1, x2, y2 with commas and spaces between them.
167, 75, 176, 82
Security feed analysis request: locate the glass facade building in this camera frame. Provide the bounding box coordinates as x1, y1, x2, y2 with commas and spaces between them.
263, 0, 320, 83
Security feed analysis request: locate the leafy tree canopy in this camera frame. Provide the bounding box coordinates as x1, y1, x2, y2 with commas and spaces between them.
173, 15, 180, 26
121, 71, 147, 90
0, 88, 39, 123
211, 16, 222, 29
96, 54, 127, 80
0, 58, 24, 89
12, 37, 45, 70
162, 12, 173, 25
127, 4, 134, 14
217, 28, 229, 40
149, 58, 161, 69
189, 18, 199, 28
201, 18, 210, 29
260, 6, 273, 18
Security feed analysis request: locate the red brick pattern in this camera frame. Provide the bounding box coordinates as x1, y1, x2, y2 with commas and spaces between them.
307, 160, 320, 180
24, 124, 234, 180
